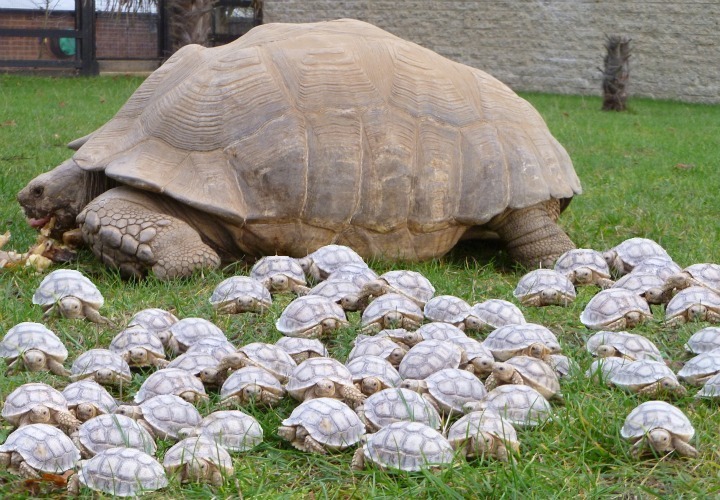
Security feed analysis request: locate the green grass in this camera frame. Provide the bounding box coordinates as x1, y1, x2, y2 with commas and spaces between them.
1, 73, 720, 498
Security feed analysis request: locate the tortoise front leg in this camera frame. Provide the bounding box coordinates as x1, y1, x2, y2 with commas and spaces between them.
488, 200, 575, 268
77, 187, 220, 280
46, 358, 72, 377
671, 437, 699, 458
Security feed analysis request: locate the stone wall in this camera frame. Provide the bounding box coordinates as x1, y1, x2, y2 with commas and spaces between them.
264, 0, 720, 104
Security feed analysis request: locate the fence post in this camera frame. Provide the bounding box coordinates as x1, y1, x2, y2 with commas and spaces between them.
77, 0, 98, 75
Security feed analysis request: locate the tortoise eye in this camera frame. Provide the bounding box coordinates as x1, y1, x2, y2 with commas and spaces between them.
32, 185, 44, 197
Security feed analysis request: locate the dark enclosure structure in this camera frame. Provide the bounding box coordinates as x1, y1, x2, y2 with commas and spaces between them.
0, 0, 262, 75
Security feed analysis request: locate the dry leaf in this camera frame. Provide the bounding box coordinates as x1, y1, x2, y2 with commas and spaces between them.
674, 163, 695, 170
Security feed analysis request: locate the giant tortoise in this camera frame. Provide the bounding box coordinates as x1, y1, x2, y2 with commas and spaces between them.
18, 19, 580, 278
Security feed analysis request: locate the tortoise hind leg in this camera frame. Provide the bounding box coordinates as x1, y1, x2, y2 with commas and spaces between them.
488, 200, 575, 268
78, 187, 220, 279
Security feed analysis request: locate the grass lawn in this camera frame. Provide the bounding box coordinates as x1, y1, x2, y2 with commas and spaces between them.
1, 73, 720, 498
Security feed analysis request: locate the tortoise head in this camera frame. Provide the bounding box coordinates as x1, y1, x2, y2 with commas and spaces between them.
17, 159, 92, 237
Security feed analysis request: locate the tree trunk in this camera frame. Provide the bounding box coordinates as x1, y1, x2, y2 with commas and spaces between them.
601, 36, 631, 111
168, 0, 215, 51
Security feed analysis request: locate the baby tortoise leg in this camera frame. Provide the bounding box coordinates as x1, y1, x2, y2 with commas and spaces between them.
489, 200, 575, 268
77, 187, 220, 279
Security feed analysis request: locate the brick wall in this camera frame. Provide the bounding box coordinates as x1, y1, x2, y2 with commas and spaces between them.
263, 0, 720, 104
0, 9, 158, 63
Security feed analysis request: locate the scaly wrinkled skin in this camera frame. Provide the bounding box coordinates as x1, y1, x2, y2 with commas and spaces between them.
17, 160, 92, 239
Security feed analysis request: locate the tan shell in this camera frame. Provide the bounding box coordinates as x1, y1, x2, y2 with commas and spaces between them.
76, 413, 156, 456
276, 295, 349, 337
603, 238, 671, 276
580, 288, 653, 330
483, 384, 553, 427
280, 398, 364, 450
0, 322, 68, 362
360, 421, 454, 471
79, 447, 167, 496
665, 286, 720, 325
69, 19, 578, 262
398, 339, 461, 379
0, 424, 80, 474
621, 401, 694, 441
513, 269, 576, 306
359, 388, 441, 431
134, 368, 207, 404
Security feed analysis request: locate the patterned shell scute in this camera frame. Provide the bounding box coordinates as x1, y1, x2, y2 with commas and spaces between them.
300, 245, 366, 278
604, 238, 671, 273
677, 263, 720, 294
287, 358, 354, 395
32, 269, 104, 307
327, 264, 379, 287
275, 337, 329, 358
197, 410, 264, 452
470, 299, 526, 329
554, 248, 611, 277
631, 257, 683, 281
238, 342, 298, 380
363, 421, 454, 471
423, 295, 471, 323
140, 394, 202, 439
695, 372, 720, 398
186, 337, 237, 359
685, 327, 720, 354
504, 356, 561, 396
677, 349, 720, 383
580, 288, 652, 329
135, 368, 206, 403
281, 398, 364, 449
449, 336, 494, 360
378, 270, 436, 304
361, 293, 424, 325
79, 447, 167, 497
276, 295, 348, 334
109, 325, 165, 358
163, 436, 233, 470
169, 318, 226, 346
250, 256, 306, 284
62, 380, 118, 414
0, 322, 68, 360
128, 308, 178, 334
620, 401, 694, 441
513, 269, 576, 302
71, 349, 131, 379
425, 368, 488, 412
613, 272, 665, 296
585, 357, 630, 380
347, 336, 402, 361
448, 410, 519, 449
398, 340, 461, 379
586, 331, 663, 361
78, 414, 156, 456
308, 279, 362, 303
484, 385, 553, 427
220, 366, 285, 399
413, 322, 467, 343
210, 276, 272, 308
362, 388, 441, 430
2, 383, 69, 421
665, 286, 720, 320
0, 423, 80, 473
483, 323, 560, 360
167, 351, 220, 375
346, 355, 402, 387
609, 360, 679, 390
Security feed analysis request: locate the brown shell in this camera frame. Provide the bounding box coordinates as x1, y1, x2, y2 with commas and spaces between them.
70, 19, 579, 260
